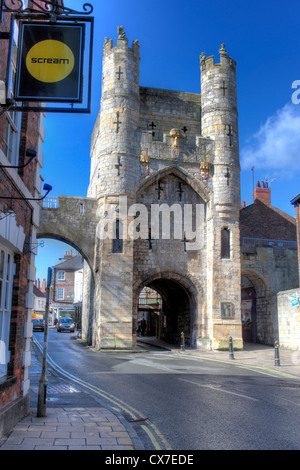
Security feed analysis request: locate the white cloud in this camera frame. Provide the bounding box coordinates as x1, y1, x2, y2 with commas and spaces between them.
241, 103, 300, 172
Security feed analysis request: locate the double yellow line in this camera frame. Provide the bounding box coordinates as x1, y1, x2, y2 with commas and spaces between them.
32, 335, 171, 450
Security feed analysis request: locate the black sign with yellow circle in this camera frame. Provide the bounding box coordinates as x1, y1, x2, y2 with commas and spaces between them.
15, 22, 85, 102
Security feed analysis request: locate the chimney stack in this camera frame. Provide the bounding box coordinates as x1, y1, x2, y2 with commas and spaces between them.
41, 279, 46, 293
254, 181, 271, 205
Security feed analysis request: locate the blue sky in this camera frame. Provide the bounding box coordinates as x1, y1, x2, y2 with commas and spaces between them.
36, 0, 300, 279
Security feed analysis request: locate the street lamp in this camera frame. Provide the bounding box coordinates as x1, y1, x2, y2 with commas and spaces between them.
0, 149, 37, 169
0, 183, 52, 201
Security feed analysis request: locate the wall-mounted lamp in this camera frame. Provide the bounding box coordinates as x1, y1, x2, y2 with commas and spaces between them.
0, 149, 37, 169
0, 183, 53, 201
24, 240, 44, 254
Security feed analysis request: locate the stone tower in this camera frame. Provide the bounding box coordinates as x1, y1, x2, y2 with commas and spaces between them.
200, 44, 242, 349
86, 29, 243, 350
87, 27, 141, 349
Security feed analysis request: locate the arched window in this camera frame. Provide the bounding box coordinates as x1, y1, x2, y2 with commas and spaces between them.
221, 227, 230, 259
112, 219, 123, 253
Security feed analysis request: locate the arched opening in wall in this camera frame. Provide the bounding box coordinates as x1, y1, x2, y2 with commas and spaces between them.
134, 274, 198, 347
241, 271, 269, 344
137, 287, 162, 337
35, 237, 94, 341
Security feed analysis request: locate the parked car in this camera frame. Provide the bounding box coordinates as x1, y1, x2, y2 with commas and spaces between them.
57, 317, 75, 333
32, 318, 45, 332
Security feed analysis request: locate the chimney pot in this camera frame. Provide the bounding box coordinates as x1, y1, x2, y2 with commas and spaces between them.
254, 181, 271, 204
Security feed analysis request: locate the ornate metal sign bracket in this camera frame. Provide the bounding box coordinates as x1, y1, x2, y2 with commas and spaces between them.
1, 1, 93, 20
0, 1, 94, 114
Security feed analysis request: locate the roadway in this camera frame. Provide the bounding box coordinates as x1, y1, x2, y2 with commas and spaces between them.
32, 328, 300, 450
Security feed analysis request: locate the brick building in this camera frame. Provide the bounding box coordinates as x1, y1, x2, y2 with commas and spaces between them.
0, 1, 51, 438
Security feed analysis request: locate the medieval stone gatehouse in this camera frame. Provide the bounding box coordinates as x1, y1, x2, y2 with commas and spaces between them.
38, 27, 298, 350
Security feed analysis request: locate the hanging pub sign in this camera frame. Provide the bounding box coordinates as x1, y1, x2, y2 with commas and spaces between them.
14, 21, 85, 103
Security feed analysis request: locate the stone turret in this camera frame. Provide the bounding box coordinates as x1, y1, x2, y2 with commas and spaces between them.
200, 43, 240, 216
89, 26, 140, 199
200, 44, 242, 350
88, 27, 141, 349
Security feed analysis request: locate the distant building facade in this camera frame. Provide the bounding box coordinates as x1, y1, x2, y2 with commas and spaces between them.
50, 252, 83, 322
32, 284, 46, 318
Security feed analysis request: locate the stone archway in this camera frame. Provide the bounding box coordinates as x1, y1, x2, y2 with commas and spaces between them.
133, 271, 199, 347
36, 233, 95, 345
37, 196, 99, 345
241, 270, 271, 344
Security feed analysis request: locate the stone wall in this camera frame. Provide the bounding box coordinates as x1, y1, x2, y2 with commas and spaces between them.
39, 196, 98, 268
242, 246, 299, 345
277, 287, 300, 350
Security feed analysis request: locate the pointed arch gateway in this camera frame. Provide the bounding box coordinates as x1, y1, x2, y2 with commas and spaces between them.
136, 164, 210, 203
133, 166, 208, 348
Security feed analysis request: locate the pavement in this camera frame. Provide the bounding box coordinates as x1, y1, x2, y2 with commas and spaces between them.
0, 335, 299, 451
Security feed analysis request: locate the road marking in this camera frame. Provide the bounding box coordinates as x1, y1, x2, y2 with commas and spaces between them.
280, 397, 300, 407
178, 378, 260, 402
32, 335, 172, 450
177, 352, 300, 380
128, 357, 224, 374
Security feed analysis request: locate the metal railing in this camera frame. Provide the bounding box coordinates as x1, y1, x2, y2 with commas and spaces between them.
242, 237, 297, 249
42, 197, 58, 209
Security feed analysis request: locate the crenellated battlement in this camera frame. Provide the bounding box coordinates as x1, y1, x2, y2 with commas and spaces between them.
102, 26, 140, 57
200, 44, 236, 73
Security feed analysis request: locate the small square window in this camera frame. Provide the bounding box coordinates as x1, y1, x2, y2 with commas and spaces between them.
58, 271, 65, 280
